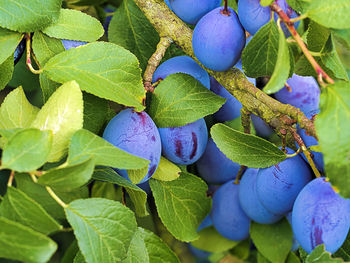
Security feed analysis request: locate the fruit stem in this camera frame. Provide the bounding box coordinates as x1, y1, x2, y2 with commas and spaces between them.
234, 166, 246, 184
46, 186, 68, 208
143, 37, 173, 92
286, 147, 301, 158
7, 170, 15, 187
221, 0, 230, 15
25, 33, 43, 75
270, 2, 334, 86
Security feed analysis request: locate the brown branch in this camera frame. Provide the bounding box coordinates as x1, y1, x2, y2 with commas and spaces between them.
144, 36, 173, 92
134, 0, 317, 139
240, 108, 251, 134
270, 2, 334, 85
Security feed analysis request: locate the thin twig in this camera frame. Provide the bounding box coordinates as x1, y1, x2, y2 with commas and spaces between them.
25, 33, 43, 75
240, 108, 251, 134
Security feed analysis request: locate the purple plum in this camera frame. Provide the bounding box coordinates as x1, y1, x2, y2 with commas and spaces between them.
14, 38, 25, 65
103, 108, 162, 184
61, 39, 88, 50
251, 114, 274, 138
286, 211, 299, 251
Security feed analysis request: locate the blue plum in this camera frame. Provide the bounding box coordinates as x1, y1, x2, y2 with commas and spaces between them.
164, 0, 173, 11
286, 211, 299, 251
198, 215, 213, 231
61, 39, 88, 50
251, 114, 274, 138
274, 74, 320, 114
239, 168, 283, 224
196, 137, 240, 184
103, 108, 162, 184
14, 38, 25, 65
188, 244, 211, 260
256, 147, 312, 215
210, 180, 251, 241
273, 0, 300, 38
104, 6, 116, 37
292, 178, 350, 253
153, 56, 210, 89
169, 0, 221, 25
137, 181, 151, 195
237, 0, 271, 35
158, 118, 208, 165
192, 7, 246, 71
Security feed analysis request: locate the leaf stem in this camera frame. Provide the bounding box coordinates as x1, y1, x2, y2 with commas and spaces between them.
286, 147, 301, 158
7, 170, 15, 187
46, 186, 68, 208
25, 33, 43, 75
289, 14, 308, 23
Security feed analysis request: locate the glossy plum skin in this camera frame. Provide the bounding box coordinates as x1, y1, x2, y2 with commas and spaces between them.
158, 118, 208, 165
14, 38, 25, 65
192, 7, 246, 71
153, 56, 210, 89
292, 178, 350, 253
274, 0, 300, 37
286, 211, 300, 251
61, 39, 88, 50
103, 109, 162, 184
251, 114, 274, 138
196, 138, 240, 184
210, 180, 251, 241
256, 147, 312, 215
274, 74, 320, 114
237, 0, 271, 35
169, 0, 221, 25
239, 168, 283, 224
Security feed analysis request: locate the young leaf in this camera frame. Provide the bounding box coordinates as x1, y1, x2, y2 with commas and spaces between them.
0, 186, 62, 235
263, 24, 290, 94
148, 73, 226, 127
152, 157, 181, 181
306, 0, 350, 30
150, 172, 211, 242
305, 245, 343, 263
108, 0, 159, 71
31, 81, 83, 162
43, 42, 146, 111
211, 123, 285, 168
241, 21, 279, 78
0, 28, 23, 65
250, 219, 293, 263
39, 73, 61, 103
0, 0, 62, 32
42, 9, 104, 42
83, 93, 108, 134
37, 156, 95, 191
260, 0, 274, 6
1, 129, 52, 172
68, 129, 149, 170
0, 55, 14, 91
92, 167, 149, 217
0, 217, 57, 263
123, 228, 149, 263
0, 87, 39, 130
65, 198, 138, 263
191, 226, 239, 253
315, 81, 350, 198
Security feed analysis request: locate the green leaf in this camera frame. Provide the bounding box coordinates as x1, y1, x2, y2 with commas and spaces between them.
260, 0, 274, 6
0, 55, 14, 91
286, 0, 310, 13
123, 228, 149, 263
0, 217, 57, 263
32, 31, 65, 66
91, 181, 119, 201
38, 156, 95, 191
286, 252, 301, 263
148, 73, 225, 127
83, 93, 108, 134
152, 157, 181, 181
315, 81, 350, 198
31, 81, 83, 162
42, 9, 104, 42
68, 129, 150, 170
211, 123, 285, 168
241, 21, 279, 78
334, 233, 350, 260
43, 42, 146, 111
65, 198, 138, 263
0, 28, 23, 65
0, 186, 62, 234
306, 21, 330, 52
39, 73, 60, 103
92, 167, 148, 217
191, 226, 239, 253
230, 239, 251, 260
150, 172, 211, 242
333, 28, 350, 50
250, 219, 293, 263
1, 129, 52, 172
108, 0, 159, 72
306, 0, 350, 29
0, 87, 39, 130
263, 23, 290, 94
305, 245, 343, 263
74, 251, 87, 263
0, 0, 62, 32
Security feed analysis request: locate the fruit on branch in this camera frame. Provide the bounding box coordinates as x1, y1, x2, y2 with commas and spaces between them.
237, 0, 271, 35
168, 0, 221, 25
14, 38, 25, 65
273, 0, 300, 37
286, 211, 300, 252
103, 108, 162, 183
153, 55, 210, 89
192, 6, 246, 71
239, 168, 283, 224
292, 177, 350, 253
256, 147, 312, 215
196, 137, 240, 184
210, 180, 251, 241
274, 74, 320, 114
251, 114, 274, 138
61, 39, 88, 50
158, 118, 208, 165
